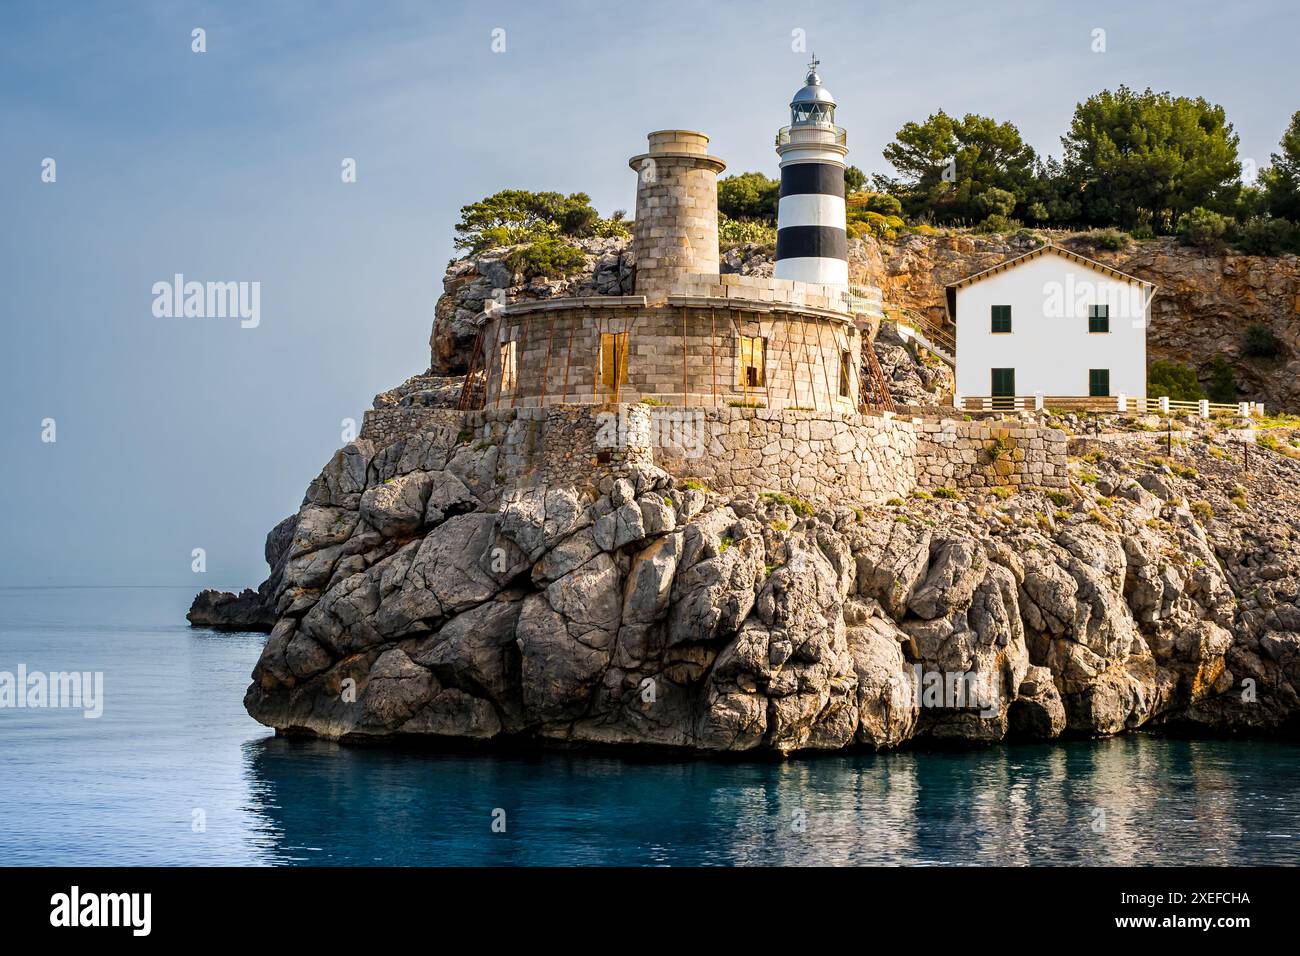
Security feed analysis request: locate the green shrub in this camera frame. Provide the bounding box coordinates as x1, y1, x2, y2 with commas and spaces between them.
1177, 206, 1230, 249
932, 487, 961, 499
1243, 323, 1282, 359
1148, 360, 1205, 402
1191, 500, 1214, 522
1232, 217, 1298, 256
846, 208, 906, 240
1089, 227, 1129, 250
717, 172, 780, 223
975, 214, 1021, 234
759, 491, 813, 517
1047, 490, 1072, 506
976, 187, 1017, 217
505, 238, 588, 280
455, 189, 610, 254
718, 214, 777, 250
1206, 355, 1238, 403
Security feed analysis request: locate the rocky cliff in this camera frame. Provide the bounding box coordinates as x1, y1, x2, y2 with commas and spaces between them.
194, 228, 1300, 752
236, 412, 1300, 751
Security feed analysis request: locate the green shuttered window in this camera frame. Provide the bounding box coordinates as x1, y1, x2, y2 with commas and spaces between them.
1089, 369, 1110, 397
991, 305, 1012, 333
1089, 304, 1110, 333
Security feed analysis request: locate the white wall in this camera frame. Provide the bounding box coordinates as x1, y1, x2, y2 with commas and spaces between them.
953, 251, 1149, 399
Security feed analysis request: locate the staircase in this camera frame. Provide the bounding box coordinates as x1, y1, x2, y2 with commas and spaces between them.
890, 308, 955, 368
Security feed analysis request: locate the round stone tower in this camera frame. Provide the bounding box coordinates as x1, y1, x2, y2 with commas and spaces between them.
628, 130, 726, 302
774, 58, 849, 288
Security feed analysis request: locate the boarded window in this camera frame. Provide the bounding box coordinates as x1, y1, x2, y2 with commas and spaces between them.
991, 305, 1012, 333
737, 335, 766, 388
600, 332, 629, 388
499, 340, 517, 393
839, 350, 852, 397
1088, 304, 1110, 333
1089, 368, 1110, 397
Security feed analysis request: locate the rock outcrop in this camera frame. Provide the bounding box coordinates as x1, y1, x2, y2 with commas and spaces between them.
187, 514, 297, 632
431, 237, 634, 374
234, 412, 1300, 751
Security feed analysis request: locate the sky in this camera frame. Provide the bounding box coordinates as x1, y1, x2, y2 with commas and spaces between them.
2, 0, 1297, 588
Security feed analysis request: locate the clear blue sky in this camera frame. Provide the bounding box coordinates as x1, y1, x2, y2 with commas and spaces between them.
2, 0, 1296, 587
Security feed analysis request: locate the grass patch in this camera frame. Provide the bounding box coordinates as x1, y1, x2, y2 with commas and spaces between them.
759, 491, 814, 517
1047, 490, 1072, 507
932, 487, 961, 500
681, 478, 709, 492
1191, 500, 1214, 522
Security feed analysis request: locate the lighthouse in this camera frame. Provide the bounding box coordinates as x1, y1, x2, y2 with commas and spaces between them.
774, 57, 849, 288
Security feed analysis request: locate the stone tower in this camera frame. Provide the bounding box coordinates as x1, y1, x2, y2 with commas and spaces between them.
774, 58, 849, 288
628, 130, 726, 302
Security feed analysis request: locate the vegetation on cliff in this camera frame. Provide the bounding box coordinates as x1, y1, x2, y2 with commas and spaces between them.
871, 91, 1300, 254
451, 189, 629, 271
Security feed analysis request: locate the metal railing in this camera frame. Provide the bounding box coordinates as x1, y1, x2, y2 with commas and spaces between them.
843, 284, 883, 316
776, 125, 847, 147
954, 395, 1265, 417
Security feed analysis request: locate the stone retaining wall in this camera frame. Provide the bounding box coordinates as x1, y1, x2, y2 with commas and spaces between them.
652, 407, 917, 504
362, 404, 1068, 503
913, 419, 1068, 490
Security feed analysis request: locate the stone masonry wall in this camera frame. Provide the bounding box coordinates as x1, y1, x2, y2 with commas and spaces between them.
483, 304, 861, 414
362, 404, 1068, 504
913, 419, 1068, 490
629, 130, 725, 302
653, 407, 917, 505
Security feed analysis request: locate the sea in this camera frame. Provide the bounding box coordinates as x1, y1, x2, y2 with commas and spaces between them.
1, 586, 1297, 866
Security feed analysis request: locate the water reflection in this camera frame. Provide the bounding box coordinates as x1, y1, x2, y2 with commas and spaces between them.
239, 735, 1300, 866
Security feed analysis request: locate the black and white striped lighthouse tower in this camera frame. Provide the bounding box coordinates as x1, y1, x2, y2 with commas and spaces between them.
774, 57, 849, 288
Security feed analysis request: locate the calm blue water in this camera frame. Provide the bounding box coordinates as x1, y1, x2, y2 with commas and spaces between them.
1, 586, 1298, 866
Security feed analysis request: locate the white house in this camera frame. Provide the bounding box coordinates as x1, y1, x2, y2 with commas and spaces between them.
947, 244, 1156, 404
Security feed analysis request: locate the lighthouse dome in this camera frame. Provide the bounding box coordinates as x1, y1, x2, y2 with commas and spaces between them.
789, 60, 836, 126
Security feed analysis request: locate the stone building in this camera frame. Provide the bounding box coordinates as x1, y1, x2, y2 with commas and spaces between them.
469, 67, 881, 414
